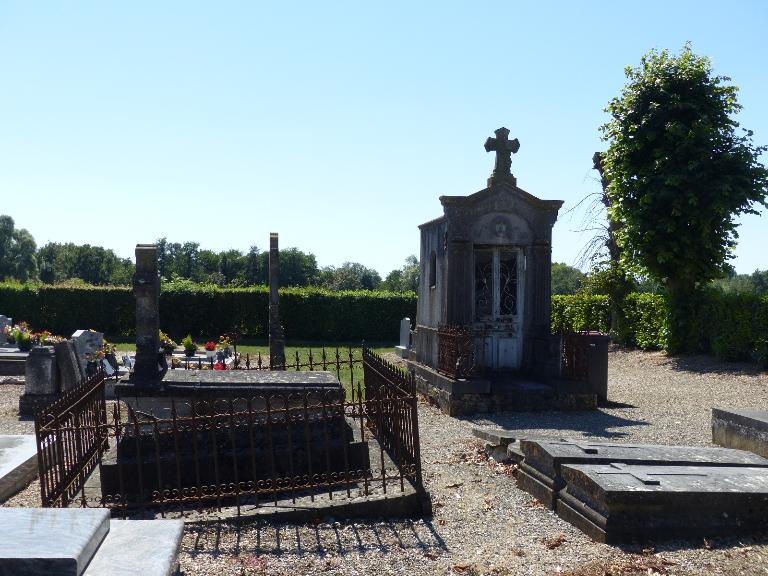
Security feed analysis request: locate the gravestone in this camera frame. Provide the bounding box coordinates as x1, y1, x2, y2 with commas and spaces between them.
132, 244, 162, 385
517, 438, 768, 509
269, 232, 286, 369
54, 340, 84, 392
712, 408, 768, 458
395, 317, 411, 358
556, 463, 768, 543
18, 346, 59, 415
71, 329, 104, 372
0, 316, 10, 335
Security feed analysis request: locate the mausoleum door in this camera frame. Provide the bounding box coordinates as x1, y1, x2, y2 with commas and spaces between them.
473, 246, 524, 370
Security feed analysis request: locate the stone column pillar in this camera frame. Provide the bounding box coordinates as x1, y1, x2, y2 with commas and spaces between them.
133, 244, 161, 385
269, 233, 285, 369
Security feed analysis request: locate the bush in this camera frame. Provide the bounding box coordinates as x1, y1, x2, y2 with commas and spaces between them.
619, 293, 666, 350
551, 294, 610, 333
0, 282, 417, 343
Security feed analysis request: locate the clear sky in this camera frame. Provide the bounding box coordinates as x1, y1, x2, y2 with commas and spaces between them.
1, 1, 766, 277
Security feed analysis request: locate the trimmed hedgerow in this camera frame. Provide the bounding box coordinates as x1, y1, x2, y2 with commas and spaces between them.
0, 282, 416, 343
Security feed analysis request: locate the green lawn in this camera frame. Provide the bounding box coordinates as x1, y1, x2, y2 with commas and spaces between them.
111, 340, 394, 395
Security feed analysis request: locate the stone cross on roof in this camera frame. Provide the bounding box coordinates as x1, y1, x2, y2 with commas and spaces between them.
484, 127, 520, 187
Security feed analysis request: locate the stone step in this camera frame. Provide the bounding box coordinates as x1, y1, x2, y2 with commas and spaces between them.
82, 519, 184, 576
0, 508, 110, 576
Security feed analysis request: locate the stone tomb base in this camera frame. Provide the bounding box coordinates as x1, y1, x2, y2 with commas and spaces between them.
106, 370, 370, 506
517, 438, 768, 510
406, 360, 596, 416
513, 438, 768, 542
557, 464, 768, 543
0, 508, 183, 576
712, 408, 768, 459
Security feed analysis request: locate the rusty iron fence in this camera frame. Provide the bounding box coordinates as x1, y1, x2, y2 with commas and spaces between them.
437, 324, 478, 379
362, 348, 423, 490
34, 366, 109, 507
36, 348, 424, 515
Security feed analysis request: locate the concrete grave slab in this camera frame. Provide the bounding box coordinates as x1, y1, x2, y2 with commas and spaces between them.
0, 435, 38, 502
517, 439, 768, 509
712, 408, 768, 459
82, 519, 184, 576
0, 508, 110, 576
556, 464, 768, 543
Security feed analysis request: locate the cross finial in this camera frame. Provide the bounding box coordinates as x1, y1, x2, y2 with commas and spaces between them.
484, 127, 520, 187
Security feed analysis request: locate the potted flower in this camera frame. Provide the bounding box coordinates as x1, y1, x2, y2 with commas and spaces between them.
16, 330, 32, 352
204, 341, 217, 359
218, 335, 232, 357
182, 335, 196, 357
159, 330, 177, 355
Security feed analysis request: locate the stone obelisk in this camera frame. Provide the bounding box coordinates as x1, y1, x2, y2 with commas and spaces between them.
133, 244, 161, 385
269, 233, 286, 369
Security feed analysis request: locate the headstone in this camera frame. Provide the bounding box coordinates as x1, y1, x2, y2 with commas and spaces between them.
71, 329, 104, 372
0, 315, 10, 334
54, 340, 84, 392
712, 408, 768, 459
395, 317, 411, 358
517, 438, 768, 509
132, 244, 161, 385
269, 232, 286, 369
22, 346, 58, 395
18, 346, 59, 415
69, 339, 87, 382
556, 463, 768, 543
0, 435, 38, 502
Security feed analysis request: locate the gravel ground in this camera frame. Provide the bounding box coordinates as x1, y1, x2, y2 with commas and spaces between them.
3, 348, 768, 575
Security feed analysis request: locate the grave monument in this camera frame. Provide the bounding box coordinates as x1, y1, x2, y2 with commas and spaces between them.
269, 232, 286, 369
407, 127, 593, 414
131, 244, 162, 385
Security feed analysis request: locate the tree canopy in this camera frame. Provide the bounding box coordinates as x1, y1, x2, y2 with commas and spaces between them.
0, 216, 39, 282
601, 44, 768, 289
601, 44, 768, 351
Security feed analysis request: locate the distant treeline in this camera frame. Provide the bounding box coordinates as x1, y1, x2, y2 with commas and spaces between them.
0, 215, 418, 292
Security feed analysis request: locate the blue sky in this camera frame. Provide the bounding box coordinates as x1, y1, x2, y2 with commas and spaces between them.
1, 1, 766, 276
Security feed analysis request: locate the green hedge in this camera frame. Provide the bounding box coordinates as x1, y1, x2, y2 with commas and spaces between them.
0, 282, 417, 343
552, 291, 768, 365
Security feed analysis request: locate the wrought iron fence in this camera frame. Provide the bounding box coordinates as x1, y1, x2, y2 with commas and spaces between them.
36, 348, 424, 516
437, 324, 478, 379
34, 367, 109, 507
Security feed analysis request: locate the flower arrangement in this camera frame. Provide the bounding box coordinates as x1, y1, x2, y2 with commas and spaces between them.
37, 331, 65, 346
182, 334, 196, 357
159, 330, 177, 355
218, 335, 231, 348
16, 331, 32, 352
213, 361, 226, 370
204, 341, 217, 352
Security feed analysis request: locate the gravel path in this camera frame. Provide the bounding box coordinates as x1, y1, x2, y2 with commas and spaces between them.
2, 348, 768, 575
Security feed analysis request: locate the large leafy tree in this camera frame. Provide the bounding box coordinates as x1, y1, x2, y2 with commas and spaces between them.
601, 44, 768, 352
0, 215, 39, 282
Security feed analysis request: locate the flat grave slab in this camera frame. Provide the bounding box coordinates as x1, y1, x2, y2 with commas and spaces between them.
116, 370, 343, 400
517, 439, 768, 509
0, 435, 38, 502
712, 408, 768, 458
556, 463, 768, 543
82, 519, 184, 576
0, 508, 110, 576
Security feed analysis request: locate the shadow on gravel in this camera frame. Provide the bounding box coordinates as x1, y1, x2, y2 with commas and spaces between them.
613, 531, 768, 554
184, 517, 447, 560
665, 354, 766, 377
470, 409, 650, 440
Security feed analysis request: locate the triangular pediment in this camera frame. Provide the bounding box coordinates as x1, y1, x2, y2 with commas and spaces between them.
439, 180, 563, 213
